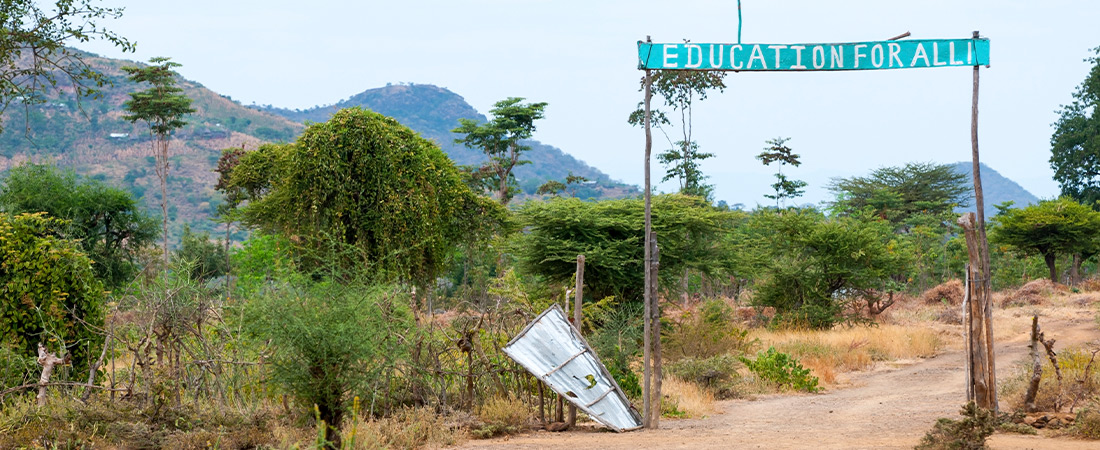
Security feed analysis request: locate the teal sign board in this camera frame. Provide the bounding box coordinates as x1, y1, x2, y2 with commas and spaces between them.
638, 39, 989, 71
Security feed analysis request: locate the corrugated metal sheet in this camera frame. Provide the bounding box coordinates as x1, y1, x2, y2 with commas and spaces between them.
503, 304, 643, 432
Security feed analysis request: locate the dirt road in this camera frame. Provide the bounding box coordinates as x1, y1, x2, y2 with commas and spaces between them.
462, 311, 1100, 449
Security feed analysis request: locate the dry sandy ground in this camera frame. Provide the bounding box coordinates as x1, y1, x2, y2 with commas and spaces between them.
461, 307, 1100, 449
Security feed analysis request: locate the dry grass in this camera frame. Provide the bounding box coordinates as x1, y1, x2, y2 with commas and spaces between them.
662, 375, 718, 418
921, 280, 964, 305
471, 396, 529, 439
344, 407, 466, 449
752, 325, 943, 385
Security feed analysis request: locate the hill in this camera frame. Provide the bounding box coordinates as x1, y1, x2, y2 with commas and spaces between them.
257, 83, 637, 198
0, 52, 304, 240
950, 162, 1040, 218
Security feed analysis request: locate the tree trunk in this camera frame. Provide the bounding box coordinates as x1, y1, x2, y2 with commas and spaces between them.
960, 212, 997, 411
1071, 253, 1082, 286
158, 137, 170, 269
36, 343, 66, 406
649, 232, 662, 429
568, 255, 585, 427
1024, 315, 1042, 412
1045, 252, 1058, 284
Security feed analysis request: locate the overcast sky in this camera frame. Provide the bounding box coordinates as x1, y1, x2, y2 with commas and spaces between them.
76, 0, 1097, 207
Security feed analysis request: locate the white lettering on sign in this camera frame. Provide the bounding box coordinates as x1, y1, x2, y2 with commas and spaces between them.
830, 45, 843, 69
748, 44, 766, 69
853, 44, 868, 68
871, 44, 884, 68
730, 45, 744, 69
710, 44, 725, 68
686, 44, 702, 68
663, 44, 677, 68
932, 42, 946, 66
768, 45, 788, 68
812, 45, 825, 69
911, 43, 930, 67
790, 45, 807, 69
888, 43, 902, 68
949, 41, 964, 65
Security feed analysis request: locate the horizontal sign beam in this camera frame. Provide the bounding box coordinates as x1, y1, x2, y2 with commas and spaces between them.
638, 38, 989, 71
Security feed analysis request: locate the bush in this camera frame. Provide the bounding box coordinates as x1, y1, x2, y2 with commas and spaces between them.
589, 303, 644, 399
472, 396, 529, 438
738, 347, 819, 393
916, 402, 996, 450
245, 279, 415, 448
663, 298, 755, 361
666, 354, 742, 399
920, 280, 964, 305
1072, 409, 1100, 439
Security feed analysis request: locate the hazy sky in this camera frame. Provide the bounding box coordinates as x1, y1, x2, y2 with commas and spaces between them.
76, 0, 1097, 207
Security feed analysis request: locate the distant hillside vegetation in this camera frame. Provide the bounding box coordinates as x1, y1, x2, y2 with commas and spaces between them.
0, 51, 303, 241
258, 83, 637, 199
950, 162, 1039, 218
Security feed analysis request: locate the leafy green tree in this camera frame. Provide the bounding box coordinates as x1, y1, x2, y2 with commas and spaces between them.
535, 171, 590, 197
246, 279, 414, 449
1050, 47, 1100, 208
629, 70, 726, 200
0, 163, 158, 288
827, 162, 970, 228
228, 107, 507, 285
741, 209, 911, 328
513, 194, 734, 302
0, 0, 134, 133
990, 197, 1100, 283
757, 137, 807, 208
174, 224, 227, 282
122, 57, 195, 267
453, 97, 548, 205
0, 212, 105, 376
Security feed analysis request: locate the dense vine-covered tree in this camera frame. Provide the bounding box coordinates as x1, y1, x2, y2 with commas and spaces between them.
0, 0, 134, 133
453, 97, 547, 205
990, 197, 1100, 283
228, 107, 507, 285
0, 212, 105, 376
0, 163, 158, 288
1050, 47, 1100, 208
122, 57, 195, 267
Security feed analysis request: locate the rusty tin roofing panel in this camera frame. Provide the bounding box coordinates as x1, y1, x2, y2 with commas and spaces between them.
503, 304, 643, 432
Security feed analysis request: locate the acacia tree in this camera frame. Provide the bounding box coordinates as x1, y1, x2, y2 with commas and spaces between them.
629, 70, 726, 200
1050, 46, 1100, 208
756, 137, 807, 208
122, 57, 195, 267
453, 97, 547, 205
0, 0, 134, 133
827, 162, 970, 227
0, 163, 158, 288
991, 197, 1100, 283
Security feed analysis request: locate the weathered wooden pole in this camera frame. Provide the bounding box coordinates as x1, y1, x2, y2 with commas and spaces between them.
960, 30, 998, 412
642, 35, 655, 429
567, 254, 585, 427
649, 232, 661, 428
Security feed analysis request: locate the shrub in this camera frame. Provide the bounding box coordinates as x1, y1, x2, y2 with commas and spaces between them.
589, 303, 643, 399
1072, 409, 1100, 439
663, 298, 755, 361
666, 354, 742, 398
738, 347, 819, 393
245, 279, 415, 448
916, 402, 996, 450
472, 396, 529, 438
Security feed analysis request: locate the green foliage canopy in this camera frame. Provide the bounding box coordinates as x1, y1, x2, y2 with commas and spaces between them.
174, 224, 227, 282
0, 163, 158, 288
757, 137, 807, 208
1050, 47, 1100, 208
827, 162, 970, 227
453, 97, 547, 204
121, 57, 195, 137
0, 212, 105, 375
229, 107, 507, 284
990, 197, 1100, 282
513, 194, 734, 302
740, 209, 911, 328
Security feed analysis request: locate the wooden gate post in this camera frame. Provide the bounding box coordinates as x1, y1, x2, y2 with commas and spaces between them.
567, 254, 585, 426
642, 35, 655, 428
